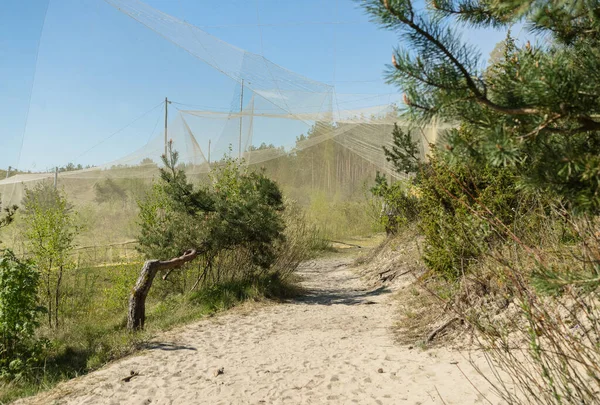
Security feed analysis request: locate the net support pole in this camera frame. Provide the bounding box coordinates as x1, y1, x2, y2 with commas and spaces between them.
54, 167, 58, 189
239, 79, 244, 160
208, 139, 211, 165
164, 97, 169, 157
5, 166, 10, 179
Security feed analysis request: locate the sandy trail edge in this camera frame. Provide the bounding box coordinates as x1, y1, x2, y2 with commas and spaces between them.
17, 256, 502, 405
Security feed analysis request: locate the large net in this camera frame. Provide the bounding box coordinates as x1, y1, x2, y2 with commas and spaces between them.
0, 0, 445, 246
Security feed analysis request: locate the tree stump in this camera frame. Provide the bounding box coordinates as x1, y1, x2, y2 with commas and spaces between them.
127, 249, 198, 330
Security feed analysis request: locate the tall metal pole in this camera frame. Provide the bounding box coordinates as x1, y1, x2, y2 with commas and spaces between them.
208, 139, 211, 165
239, 79, 244, 160
54, 167, 58, 189
5, 166, 10, 180
164, 97, 169, 157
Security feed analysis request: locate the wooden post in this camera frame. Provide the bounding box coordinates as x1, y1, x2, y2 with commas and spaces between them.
127, 249, 198, 330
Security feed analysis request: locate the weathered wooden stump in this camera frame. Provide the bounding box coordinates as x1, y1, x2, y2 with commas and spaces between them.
127, 249, 198, 330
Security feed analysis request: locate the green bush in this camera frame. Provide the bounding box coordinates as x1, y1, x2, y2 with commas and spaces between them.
362, 0, 600, 402
370, 173, 419, 234
0, 250, 46, 378
378, 121, 523, 278
418, 151, 521, 278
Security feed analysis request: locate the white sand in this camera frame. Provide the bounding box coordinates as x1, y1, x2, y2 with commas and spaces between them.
19, 257, 503, 405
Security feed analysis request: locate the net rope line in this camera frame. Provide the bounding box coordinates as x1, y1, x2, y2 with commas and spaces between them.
179, 104, 400, 122
196, 21, 368, 29
73, 100, 165, 163
8, 0, 51, 205
101, 0, 345, 143
103, 0, 332, 92
0, 102, 433, 184
251, 0, 308, 127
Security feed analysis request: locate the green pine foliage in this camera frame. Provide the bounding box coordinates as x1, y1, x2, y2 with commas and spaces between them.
362, 0, 600, 214
138, 142, 285, 272
0, 200, 17, 246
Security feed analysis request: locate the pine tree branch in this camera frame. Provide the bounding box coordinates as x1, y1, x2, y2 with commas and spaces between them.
383, 0, 541, 116
518, 114, 563, 139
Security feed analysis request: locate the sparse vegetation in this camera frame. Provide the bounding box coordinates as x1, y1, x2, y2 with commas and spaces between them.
0, 145, 327, 402
363, 0, 600, 403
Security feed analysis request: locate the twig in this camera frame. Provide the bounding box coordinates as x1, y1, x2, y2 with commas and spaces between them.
455, 364, 494, 405
121, 371, 140, 382
379, 267, 413, 280
426, 317, 459, 343
434, 386, 449, 405
327, 240, 362, 248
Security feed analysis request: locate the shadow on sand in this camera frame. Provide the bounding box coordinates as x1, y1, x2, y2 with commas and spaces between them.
144, 342, 198, 351
295, 285, 390, 306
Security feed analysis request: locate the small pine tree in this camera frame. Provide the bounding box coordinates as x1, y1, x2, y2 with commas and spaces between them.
137, 142, 285, 270
0, 200, 17, 245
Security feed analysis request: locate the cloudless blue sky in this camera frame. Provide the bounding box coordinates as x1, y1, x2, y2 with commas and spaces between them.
1, 0, 514, 171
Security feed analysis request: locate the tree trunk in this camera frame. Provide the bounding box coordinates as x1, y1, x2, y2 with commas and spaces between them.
127, 249, 198, 331
55, 266, 63, 329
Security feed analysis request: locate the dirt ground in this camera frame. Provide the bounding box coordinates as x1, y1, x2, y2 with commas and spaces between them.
17, 254, 502, 405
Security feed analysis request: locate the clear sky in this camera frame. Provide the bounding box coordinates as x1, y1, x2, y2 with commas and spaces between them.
1, 0, 513, 172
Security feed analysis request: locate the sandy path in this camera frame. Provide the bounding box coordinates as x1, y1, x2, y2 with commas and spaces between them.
20, 256, 501, 405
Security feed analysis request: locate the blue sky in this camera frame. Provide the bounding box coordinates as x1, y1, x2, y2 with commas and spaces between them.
1, 0, 513, 171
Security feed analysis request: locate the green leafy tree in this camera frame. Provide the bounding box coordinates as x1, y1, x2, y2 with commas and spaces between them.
361, 0, 600, 213
0, 250, 46, 377
371, 173, 420, 234
21, 182, 79, 328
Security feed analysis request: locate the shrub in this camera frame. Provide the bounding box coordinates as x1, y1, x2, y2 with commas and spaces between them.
94, 178, 128, 205
370, 173, 419, 234
134, 142, 289, 317
0, 250, 46, 378
418, 150, 522, 278
362, 0, 600, 402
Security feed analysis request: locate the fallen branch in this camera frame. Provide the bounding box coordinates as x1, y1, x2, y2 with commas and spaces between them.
379, 267, 413, 278
426, 317, 459, 343
328, 240, 362, 248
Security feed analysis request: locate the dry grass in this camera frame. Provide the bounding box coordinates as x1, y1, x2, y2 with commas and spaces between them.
351, 226, 471, 347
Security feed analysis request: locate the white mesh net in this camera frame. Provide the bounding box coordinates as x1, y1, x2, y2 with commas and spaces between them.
0, 0, 446, 242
